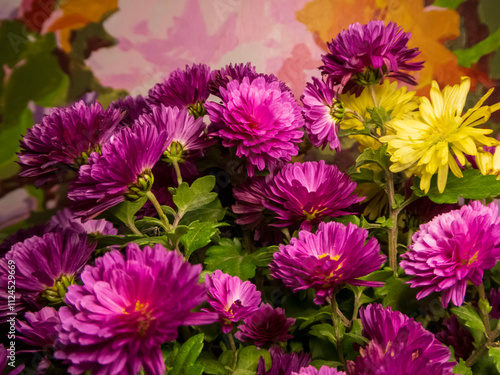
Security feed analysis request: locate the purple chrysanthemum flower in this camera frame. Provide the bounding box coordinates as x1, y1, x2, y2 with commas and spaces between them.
401, 201, 500, 307
232, 176, 284, 244
203, 270, 261, 334
0, 344, 24, 375
321, 21, 423, 94
205, 76, 304, 176
209, 62, 290, 97
137, 104, 215, 164
346, 304, 454, 375
235, 303, 295, 347
18, 100, 123, 186
109, 95, 149, 127
147, 63, 211, 118
0, 232, 95, 320
54, 243, 217, 375
257, 346, 311, 375
68, 122, 168, 221
17, 306, 61, 348
301, 77, 344, 151
49, 208, 117, 236
264, 161, 363, 230
436, 315, 474, 360
270, 221, 385, 305
292, 366, 345, 375
490, 287, 500, 319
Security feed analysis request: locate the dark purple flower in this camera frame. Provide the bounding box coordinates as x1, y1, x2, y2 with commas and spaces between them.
209, 62, 290, 97
0, 223, 49, 257
206, 76, 304, 177
270, 222, 385, 305
68, 122, 168, 221
109, 95, 150, 127
347, 303, 454, 375
49, 208, 117, 236
203, 270, 261, 334
301, 77, 344, 151
0, 344, 24, 375
0, 232, 95, 320
436, 315, 474, 360
401, 201, 500, 307
490, 287, 500, 319
17, 306, 61, 348
54, 243, 217, 375
257, 346, 311, 375
18, 100, 123, 186
147, 63, 211, 118
321, 21, 423, 94
264, 161, 363, 230
137, 104, 215, 164
292, 366, 345, 375
235, 303, 295, 347
232, 175, 284, 244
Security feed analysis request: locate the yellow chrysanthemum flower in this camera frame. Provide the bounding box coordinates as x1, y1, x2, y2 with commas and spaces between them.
340, 80, 418, 150
380, 77, 500, 194
476, 147, 500, 179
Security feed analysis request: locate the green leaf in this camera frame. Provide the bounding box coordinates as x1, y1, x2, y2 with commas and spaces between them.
366, 107, 392, 129
234, 346, 270, 374
172, 176, 218, 214
107, 197, 147, 229
433, 0, 467, 10
91, 234, 143, 249
168, 334, 205, 375
0, 108, 32, 166
135, 216, 169, 233
338, 127, 371, 137
374, 275, 419, 315
0, 20, 28, 67
489, 347, 500, 372
196, 357, 229, 375
292, 305, 332, 330
205, 238, 258, 280
453, 358, 473, 374
412, 169, 500, 204
451, 305, 486, 334
358, 268, 394, 282
309, 323, 340, 346
454, 27, 500, 67
180, 198, 226, 224
180, 221, 227, 258
251, 246, 278, 267
353, 144, 391, 173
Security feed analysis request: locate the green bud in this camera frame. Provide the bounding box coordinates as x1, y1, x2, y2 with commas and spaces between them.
125, 170, 154, 201
188, 102, 207, 119
330, 99, 345, 122
162, 142, 186, 164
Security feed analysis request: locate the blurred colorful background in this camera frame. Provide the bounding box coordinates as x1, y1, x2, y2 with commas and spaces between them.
1, 0, 500, 234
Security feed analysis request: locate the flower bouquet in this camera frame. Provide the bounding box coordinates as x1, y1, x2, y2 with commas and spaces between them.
3, 18, 500, 375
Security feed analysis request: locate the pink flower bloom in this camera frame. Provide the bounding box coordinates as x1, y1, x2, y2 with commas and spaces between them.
401, 201, 500, 307
55, 243, 216, 375
270, 222, 385, 305
206, 76, 304, 176
293, 366, 345, 375
203, 270, 261, 333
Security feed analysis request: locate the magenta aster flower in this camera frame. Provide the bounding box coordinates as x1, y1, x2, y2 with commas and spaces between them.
203, 270, 261, 333
401, 201, 500, 307
292, 366, 345, 375
301, 77, 344, 151
49, 208, 117, 236
109, 94, 149, 127
17, 306, 61, 348
257, 346, 311, 375
18, 100, 123, 186
347, 303, 454, 375
147, 63, 211, 118
235, 303, 295, 347
270, 221, 385, 305
137, 104, 215, 164
205, 76, 304, 176
321, 21, 423, 94
264, 161, 363, 230
54, 243, 216, 375
0, 232, 95, 320
68, 122, 168, 221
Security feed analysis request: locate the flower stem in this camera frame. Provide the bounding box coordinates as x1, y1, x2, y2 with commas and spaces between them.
369, 84, 379, 107
385, 170, 398, 273
227, 332, 238, 369
331, 293, 345, 365
172, 159, 183, 185
282, 228, 291, 242
145, 190, 170, 229
126, 219, 143, 236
